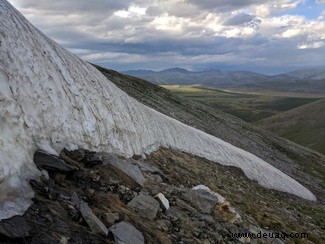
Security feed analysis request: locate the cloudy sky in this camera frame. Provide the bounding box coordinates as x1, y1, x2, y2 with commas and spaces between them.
8, 0, 325, 74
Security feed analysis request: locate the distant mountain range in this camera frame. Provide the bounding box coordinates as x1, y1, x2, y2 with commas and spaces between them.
123, 67, 325, 93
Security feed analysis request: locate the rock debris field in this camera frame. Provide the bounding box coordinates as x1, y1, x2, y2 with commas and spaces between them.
0, 146, 287, 243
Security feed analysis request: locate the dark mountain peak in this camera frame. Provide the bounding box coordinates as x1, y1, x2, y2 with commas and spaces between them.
161, 67, 190, 73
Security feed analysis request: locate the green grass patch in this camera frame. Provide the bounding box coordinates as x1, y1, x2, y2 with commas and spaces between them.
161, 85, 319, 122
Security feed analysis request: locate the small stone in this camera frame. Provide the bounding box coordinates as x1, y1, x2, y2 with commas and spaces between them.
86, 188, 95, 196
109, 221, 144, 244
89, 171, 100, 182
36, 140, 59, 156
193, 229, 200, 238
135, 161, 165, 176
71, 192, 80, 207
157, 219, 171, 232
239, 236, 251, 243
132, 155, 142, 160
39, 169, 49, 181
176, 199, 197, 213
59, 236, 69, 244
64, 143, 79, 151
62, 148, 85, 162
146, 174, 163, 185
104, 212, 120, 226
155, 193, 170, 211
82, 150, 103, 167
192, 220, 206, 228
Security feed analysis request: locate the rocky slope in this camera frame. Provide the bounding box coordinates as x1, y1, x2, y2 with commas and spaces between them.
0, 0, 318, 223
1, 146, 324, 243
95, 67, 325, 202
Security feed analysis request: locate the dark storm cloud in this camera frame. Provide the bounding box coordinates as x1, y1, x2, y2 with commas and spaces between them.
15, 0, 132, 14
186, 0, 265, 10
224, 13, 256, 26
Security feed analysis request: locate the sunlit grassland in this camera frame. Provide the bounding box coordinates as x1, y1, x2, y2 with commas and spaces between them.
161, 85, 320, 122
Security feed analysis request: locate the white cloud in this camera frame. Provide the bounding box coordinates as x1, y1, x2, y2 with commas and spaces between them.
6, 0, 325, 73
297, 41, 324, 49
280, 28, 302, 38
115, 4, 146, 18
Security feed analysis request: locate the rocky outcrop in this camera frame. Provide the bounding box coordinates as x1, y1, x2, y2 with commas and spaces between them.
0, 146, 319, 243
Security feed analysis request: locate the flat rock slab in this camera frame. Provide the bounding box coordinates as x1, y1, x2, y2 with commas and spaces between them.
103, 154, 145, 187
135, 161, 165, 176
127, 193, 160, 220
0, 216, 31, 238
79, 202, 108, 236
109, 221, 144, 244
62, 148, 103, 167
33, 150, 76, 172
70, 192, 108, 236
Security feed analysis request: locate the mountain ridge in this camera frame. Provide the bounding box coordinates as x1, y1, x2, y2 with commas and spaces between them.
124, 66, 325, 79
122, 67, 325, 91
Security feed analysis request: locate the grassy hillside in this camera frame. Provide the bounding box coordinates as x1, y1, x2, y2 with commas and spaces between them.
161, 85, 320, 122
257, 99, 325, 155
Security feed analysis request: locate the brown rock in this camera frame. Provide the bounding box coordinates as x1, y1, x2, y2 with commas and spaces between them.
213, 201, 242, 224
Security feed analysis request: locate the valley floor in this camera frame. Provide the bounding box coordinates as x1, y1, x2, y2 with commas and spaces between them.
161, 84, 325, 155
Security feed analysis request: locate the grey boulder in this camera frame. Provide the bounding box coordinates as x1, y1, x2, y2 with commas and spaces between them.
103, 154, 145, 187
127, 193, 160, 220
70, 192, 108, 236
109, 221, 144, 244
182, 185, 225, 214
0, 216, 31, 238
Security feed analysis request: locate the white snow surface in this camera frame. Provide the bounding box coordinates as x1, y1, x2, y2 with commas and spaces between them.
0, 1, 316, 220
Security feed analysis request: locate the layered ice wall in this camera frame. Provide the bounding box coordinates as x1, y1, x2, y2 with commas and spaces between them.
0, 1, 316, 220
